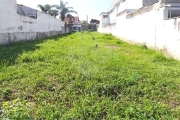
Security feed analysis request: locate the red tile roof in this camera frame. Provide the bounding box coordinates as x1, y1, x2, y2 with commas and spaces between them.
64, 16, 81, 24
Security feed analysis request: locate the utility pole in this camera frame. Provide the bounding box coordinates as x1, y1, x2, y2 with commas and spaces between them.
86, 15, 88, 23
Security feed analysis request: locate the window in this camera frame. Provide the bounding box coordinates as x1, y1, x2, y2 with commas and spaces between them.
168, 9, 180, 18
103, 15, 108, 18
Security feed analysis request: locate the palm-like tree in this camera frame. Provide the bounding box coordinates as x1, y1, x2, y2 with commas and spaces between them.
52, 0, 78, 21
49, 10, 59, 17
37, 4, 59, 17
37, 4, 52, 13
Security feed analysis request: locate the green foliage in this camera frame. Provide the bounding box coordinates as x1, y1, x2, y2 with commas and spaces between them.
53, 0, 78, 21
1, 98, 32, 119
0, 32, 180, 119
140, 44, 148, 50
82, 20, 88, 24
37, 4, 59, 17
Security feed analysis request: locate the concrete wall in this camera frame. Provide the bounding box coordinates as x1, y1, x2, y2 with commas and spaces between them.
0, 0, 17, 34
65, 24, 73, 33
81, 24, 97, 31
90, 24, 97, 31
81, 24, 89, 31
0, 0, 64, 44
98, 2, 180, 59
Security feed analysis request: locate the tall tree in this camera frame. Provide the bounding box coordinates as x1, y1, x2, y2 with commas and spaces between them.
49, 10, 59, 17
52, 0, 78, 21
37, 4, 52, 14
37, 4, 59, 17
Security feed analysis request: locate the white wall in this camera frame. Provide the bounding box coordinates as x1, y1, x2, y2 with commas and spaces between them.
0, 0, 17, 33
117, 1, 127, 13
127, 0, 143, 9
98, 2, 180, 60
0, 0, 64, 44
109, 8, 116, 23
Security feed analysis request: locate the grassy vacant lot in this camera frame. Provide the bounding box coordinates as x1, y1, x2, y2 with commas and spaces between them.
0, 32, 180, 119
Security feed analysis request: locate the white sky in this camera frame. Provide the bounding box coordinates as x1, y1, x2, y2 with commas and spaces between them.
16, 0, 114, 21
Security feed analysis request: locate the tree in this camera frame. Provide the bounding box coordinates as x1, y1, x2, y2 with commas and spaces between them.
37, 4, 59, 17
37, 4, 52, 14
52, 0, 78, 21
49, 10, 59, 17
82, 20, 88, 24
90, 19, 100, 24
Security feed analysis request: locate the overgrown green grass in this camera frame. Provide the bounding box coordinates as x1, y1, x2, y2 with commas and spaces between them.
0, 32, 180, 119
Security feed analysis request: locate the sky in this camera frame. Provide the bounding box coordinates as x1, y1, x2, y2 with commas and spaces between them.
16, 0, 114, 22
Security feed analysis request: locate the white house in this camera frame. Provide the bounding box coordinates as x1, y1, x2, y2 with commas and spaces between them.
100, 0, 180, 26
100, 0, 144, 25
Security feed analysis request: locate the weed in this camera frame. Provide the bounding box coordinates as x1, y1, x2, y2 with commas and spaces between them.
140, 44, 148, 50
0, 32, 180, 119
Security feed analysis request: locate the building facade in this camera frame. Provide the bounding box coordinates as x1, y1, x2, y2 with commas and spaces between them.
64, 16, 81, 32
100, 0, 180, 26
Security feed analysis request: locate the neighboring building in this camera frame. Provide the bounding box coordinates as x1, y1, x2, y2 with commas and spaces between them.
99, 0, 143, 25
106, 0, 144, 24
64, 16, 81, 32
64, 16, 81, 24
99, 12, 109, 27
100, 0, 180, 27
90, 19, 100, 24
17, 4, 37, 18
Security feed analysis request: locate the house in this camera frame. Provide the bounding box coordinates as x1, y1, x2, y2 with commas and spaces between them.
64, 16, 81, 24
90, 19, 100, 24
17, 4, 37, 18
100, 0, 180, 26
64, 16, 81, 32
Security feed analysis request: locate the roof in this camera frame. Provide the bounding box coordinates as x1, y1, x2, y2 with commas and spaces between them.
99, 12, 109, 16
64, 16, 81, 24
17, 4, 37, 18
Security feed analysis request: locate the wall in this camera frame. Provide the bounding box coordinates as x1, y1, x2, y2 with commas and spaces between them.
156, 17, 180, 59
65, 24, 73, 33
81, 24, 89, 31
0, 0, 64, 44
127, 0, 143, 9
90, 24, 97, 31
0, 0, 17, 33
81, 24, 97, 31
98, 2, 180, 59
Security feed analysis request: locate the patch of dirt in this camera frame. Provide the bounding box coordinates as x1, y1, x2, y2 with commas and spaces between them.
107, 45, 120, 49
169, 100, 180, 107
